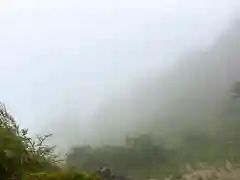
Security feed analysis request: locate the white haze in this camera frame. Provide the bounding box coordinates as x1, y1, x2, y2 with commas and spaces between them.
0, 0, 239, 151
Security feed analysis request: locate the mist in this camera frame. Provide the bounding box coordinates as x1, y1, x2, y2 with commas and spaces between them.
0, 0, 240, 153
72, 19, 240, 147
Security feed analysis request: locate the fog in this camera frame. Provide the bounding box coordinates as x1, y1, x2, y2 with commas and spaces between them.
76, 19, 240, 147
0, 0, 240, 152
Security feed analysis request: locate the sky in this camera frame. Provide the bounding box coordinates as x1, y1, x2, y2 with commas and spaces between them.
0, 0, 239, 139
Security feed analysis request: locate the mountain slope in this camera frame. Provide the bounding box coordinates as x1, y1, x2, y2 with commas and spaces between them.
87, 19, 240, 145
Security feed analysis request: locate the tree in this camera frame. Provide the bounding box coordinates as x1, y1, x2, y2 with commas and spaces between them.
0, 103, 59, 179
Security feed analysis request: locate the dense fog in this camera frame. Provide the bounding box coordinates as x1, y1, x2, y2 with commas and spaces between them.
0, 1, 240, 154
45, 18, 240, 152
71, 19, 240, 146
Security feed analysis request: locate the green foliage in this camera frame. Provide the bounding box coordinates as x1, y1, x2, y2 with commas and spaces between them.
66, 134, 173, 177
0, 103, 59, 179
0, 102, 99, 180
65, 102, 240, 179
2, 92, 240, 179
22, 171, 100, 180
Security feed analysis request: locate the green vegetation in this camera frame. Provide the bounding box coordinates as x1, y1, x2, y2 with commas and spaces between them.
2, 91, 240, 179
22, 171, 100, 180
65, 100, 240, 179
2, 96, 240, 179
0, 103, 98, 180
66, 134, 173, 177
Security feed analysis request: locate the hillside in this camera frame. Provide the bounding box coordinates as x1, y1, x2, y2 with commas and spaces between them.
84, 19, 240, 145
62, 19, 240, 179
